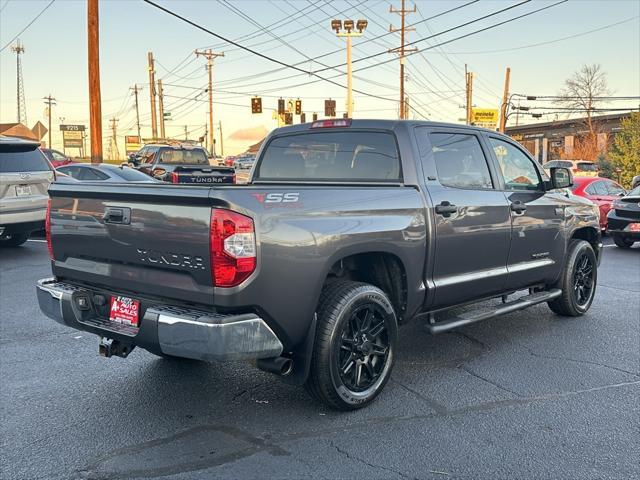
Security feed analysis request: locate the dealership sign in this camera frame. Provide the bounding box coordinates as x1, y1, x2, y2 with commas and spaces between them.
60, 124, 85, 149
125, 135, 141, 155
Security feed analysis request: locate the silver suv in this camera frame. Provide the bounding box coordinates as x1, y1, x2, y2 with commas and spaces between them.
0, 136, 54, 246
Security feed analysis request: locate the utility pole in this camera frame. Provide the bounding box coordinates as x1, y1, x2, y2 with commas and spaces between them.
499, 67, 511, 133
195, 49, 225, 158
131, 84, 141, 140
11, 41, 27, 124
157, 79, 165, 139
390, 0, 416, 120
219, 120, 224, 157
107, 118, 119, 161
88, 0, 102, 163
465, 66, 474, 125
148, 52, 157, 140
43, 95, 56, 149
184, 125, 188, 140
331, 19, 367, 118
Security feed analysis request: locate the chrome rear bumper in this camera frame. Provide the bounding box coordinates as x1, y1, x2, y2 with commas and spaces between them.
36, 278, 283, 361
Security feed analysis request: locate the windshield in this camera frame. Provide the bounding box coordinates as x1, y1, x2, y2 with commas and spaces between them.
257, 131, 401, 182
577, 162, 598, 171
158, 148, 209, 165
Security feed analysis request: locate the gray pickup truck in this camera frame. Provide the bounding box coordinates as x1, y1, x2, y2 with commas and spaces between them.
37, 119, 602, 410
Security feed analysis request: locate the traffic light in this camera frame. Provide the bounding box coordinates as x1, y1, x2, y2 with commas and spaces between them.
324, 99, 336, 117
295, 99, 302, 115
278, 98, 285, 115
284, 112, 293, 125
300, 112, 306, 123
251, 97, 262, 114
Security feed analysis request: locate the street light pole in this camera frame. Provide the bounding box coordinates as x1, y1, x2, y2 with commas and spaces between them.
332, 19, 367, 118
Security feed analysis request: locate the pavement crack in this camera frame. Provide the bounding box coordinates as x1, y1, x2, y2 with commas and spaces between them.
459, 365, 522, 397
329, 441, 415, 479
522, 347, 640, 378
391, 378, 449, 415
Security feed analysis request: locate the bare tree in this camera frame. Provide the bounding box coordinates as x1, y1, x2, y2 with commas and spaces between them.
556, 64, 612, 146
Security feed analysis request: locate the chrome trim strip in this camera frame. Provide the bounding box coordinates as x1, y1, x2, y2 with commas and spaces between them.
508, 258, 554, 273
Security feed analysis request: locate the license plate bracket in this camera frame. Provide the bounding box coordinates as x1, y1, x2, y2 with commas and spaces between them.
15, 185, 32, 197
109, 296, 140, 327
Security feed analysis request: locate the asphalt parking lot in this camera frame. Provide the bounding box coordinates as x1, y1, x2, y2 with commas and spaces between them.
1, 239, 638, 480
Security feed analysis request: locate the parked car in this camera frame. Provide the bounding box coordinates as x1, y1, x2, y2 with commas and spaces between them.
0, 136, 55, 246
570, 176, 626, 231
130, 142, 235, 184
37, 120, 601, 410
41, 148, 73, 168
632, 175, 640, 190
544, 159, 599, 177
233, 154, 255, 170
223, 155, 238, 167
57, 163, 158, 183
607, 185, 640, 248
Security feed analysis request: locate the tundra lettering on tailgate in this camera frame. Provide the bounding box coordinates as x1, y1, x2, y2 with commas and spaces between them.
136, 248, 206, 270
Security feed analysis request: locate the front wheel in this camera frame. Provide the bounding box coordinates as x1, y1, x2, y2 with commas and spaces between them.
305, 281, 398, 410
548, 239, 597, 316
612, 235, 634, 249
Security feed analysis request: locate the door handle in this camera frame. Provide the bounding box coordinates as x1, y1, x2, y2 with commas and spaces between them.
103, 207, 131, 225
435, 201, 458, 217
510, 201, 527, 214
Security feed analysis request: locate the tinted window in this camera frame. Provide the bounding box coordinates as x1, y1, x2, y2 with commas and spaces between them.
577, 162, 598, 172
77, 167, 108, 181
605, 180, 625, 196
257, 131, 401, 182
489, 138, 541, 191
57, 165, 81, 178
103, 165, 153, 181
430, 133, 492, 189
157, 148, 208, 165
0, 149, 51, 172
588, 181, 608, 196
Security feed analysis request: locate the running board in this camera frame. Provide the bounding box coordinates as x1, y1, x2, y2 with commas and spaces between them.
427, 289, 562, 335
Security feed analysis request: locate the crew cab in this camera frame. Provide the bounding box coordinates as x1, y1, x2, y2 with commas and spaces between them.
37, 120, 602, 410
130, 142, 235, 184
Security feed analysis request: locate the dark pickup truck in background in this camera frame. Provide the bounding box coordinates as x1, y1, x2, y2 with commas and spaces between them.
38, 119, 602, 410
129, 142, 235, 184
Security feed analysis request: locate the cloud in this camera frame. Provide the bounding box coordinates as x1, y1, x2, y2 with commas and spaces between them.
228, 125, 268, 142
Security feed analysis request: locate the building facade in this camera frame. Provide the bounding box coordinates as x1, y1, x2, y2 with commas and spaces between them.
505, 113, 631, 164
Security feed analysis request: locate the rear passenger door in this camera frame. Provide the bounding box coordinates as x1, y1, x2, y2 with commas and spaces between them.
416, 128, 512, 309
485, 136, 564, 289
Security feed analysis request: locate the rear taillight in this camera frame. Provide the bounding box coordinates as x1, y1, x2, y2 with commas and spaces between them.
210, 209, 256, 287
171, 172, 179, 184
310, 119, 351, 128
45, 198, 54, 260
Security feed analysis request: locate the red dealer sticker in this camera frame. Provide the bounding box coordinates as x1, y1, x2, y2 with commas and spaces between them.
109, 296, 140, 327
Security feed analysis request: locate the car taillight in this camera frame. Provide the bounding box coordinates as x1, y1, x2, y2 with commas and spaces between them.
171, 172, 179, 184
210, 209, 256, 287
45, 198, 54, 260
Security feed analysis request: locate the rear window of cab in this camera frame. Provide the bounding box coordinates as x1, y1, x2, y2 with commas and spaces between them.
256, 131, 401, 182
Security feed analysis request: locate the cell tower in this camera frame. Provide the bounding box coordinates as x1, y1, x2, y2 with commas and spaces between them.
11, 40, 27, 125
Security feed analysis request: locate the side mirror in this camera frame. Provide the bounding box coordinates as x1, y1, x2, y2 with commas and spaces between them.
550, 167, 573, 189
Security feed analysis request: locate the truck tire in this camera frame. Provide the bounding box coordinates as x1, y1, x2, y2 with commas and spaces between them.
547, 239, 597, 317
612, 235, 634, 249
0, 233, 29, 247
305, 281, 397, 410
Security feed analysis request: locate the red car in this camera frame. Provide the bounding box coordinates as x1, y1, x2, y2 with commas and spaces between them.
570, 177, 626, 231
41, 148, 73, 168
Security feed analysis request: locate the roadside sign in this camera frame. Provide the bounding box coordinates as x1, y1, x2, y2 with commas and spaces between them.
60, 125, 85, 149
32, 121, 48, 140
125, 135, 141, 155
471, 108, 499, 129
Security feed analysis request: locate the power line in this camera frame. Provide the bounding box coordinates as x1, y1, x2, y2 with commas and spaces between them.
0, 0, 56, 52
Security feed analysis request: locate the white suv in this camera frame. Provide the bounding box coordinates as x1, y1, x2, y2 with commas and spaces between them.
0, 136, 54, 246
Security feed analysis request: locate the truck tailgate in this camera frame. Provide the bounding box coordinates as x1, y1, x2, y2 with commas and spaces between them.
49, 182, 215, 305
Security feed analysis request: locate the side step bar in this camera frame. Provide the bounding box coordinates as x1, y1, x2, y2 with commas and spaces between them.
428, 289, 562, 335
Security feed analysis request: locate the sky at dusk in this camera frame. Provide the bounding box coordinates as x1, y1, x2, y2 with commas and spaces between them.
1, 0, 639, 156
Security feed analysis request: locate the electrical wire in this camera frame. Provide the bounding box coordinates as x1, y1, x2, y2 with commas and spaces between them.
0, 0, 56, 52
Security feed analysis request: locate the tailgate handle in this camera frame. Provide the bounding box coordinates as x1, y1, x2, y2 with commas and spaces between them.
103, 207, 131, 225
